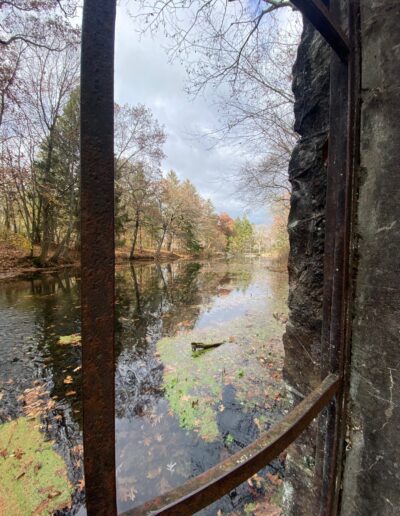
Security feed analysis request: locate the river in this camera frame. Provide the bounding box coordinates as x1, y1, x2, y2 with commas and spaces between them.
0, 258, 288, 515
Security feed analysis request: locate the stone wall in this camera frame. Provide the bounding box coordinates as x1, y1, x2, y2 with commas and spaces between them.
282, 16, 330, 516
341, 1, 400, 514
283, 1, 400, 515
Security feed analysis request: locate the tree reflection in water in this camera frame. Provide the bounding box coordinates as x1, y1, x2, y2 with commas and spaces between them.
0, 259, 288, 514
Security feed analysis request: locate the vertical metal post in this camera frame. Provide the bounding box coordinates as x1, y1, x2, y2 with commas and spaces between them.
81, 1, 117, 514
326, 2, 360, 513
317, 1, 360, 514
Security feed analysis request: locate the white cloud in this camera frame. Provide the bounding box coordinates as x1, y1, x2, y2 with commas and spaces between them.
114, 6, 270, 224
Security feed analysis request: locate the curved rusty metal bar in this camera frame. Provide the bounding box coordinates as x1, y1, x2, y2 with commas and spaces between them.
123, 374, 341, 516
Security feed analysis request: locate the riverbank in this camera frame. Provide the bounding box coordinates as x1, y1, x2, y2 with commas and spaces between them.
0, 241, 186, 281
0, 240, 285, 281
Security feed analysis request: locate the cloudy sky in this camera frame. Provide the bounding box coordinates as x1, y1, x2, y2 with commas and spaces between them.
114, 5, 268, 224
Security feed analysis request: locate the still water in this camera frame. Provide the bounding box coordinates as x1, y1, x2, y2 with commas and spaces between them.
0, 258, 288, 515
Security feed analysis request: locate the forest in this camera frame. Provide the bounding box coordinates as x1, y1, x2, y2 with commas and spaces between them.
0, 0, 294, 276
0, 45, 254, 266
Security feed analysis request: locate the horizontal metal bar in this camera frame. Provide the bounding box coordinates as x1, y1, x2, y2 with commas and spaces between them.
291, 0, 349, 63
123, 373, 341, 515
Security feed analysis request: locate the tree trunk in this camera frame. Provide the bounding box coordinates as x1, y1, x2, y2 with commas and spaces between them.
155, 229, 166, 259
39, 136, 55, 267
52, 224, 72, 263
129, 214, 140, 260
130, 264, 142, 314
39, 204, 52, 266
166, 232, 173, 252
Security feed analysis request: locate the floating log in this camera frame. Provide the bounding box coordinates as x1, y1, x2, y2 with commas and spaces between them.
191, 341, 225, 352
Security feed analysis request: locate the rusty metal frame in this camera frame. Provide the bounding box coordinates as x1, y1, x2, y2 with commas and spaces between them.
81, 0, 117, 514
318, 2, 361, 514
79, 1, 359, 514
291, 0, 349, 63
123, 374, 340, 515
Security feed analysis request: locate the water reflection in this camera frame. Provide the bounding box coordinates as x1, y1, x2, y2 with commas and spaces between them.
0, 259, 288, 514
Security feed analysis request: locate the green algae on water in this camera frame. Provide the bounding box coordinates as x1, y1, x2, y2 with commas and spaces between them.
0, 417, 72, 515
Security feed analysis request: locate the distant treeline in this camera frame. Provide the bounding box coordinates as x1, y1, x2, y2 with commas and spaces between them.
0, 69, 256, 262
0, 1, 288, 265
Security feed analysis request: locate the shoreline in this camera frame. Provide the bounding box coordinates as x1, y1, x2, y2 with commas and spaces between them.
0, 247, 206, 282
0, 244, 286, 282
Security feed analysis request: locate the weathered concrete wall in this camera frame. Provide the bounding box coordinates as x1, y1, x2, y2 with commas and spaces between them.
341, 2, 400, 514
282, 17, 330, 516
284, 1, 400, 514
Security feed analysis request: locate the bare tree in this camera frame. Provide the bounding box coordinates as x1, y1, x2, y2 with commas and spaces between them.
114, 102, 166, 257
134, 0, 301, 205
118, 161, 161, 259
115, 103, 166, 173
19, 44, 79, 265
0, 1, 79, 49
0, 1, 80, 138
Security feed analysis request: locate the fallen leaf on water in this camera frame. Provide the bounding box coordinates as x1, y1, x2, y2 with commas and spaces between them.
120, 485, 137, 502
159, 476, 172, 493
14, 448, 24, 459
71, 444, 83, 455
266, 472, 282, 486
166, 462, 176, 472
146, 466, 162, 479
58, 334, 81, 346
47, 489, 61, 499
251, 473, 264, 488
254, 418, 263, 431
